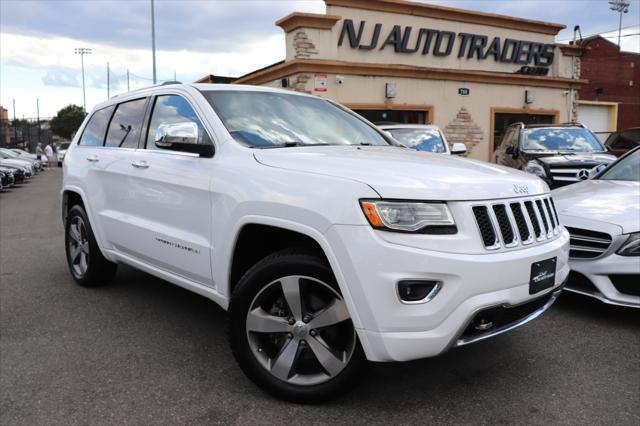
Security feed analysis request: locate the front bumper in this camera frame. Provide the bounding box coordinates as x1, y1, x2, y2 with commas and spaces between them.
566, 253, 640, 308
326, 225, 570, 362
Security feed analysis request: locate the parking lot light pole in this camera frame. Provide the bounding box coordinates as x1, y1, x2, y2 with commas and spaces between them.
74, 48, 92, 113
609, 0, 631, 48
151, 0, 157, 84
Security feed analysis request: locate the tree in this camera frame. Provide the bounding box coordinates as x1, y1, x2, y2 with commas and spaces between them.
50, 104, 86, 140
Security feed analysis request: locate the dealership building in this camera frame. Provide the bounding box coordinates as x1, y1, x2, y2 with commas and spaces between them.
203, 0, 586, 161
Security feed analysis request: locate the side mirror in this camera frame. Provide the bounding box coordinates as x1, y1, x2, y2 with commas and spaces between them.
451, 142, 467, 155
155, 122, 214, 157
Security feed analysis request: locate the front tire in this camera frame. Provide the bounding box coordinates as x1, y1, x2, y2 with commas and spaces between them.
228, 248, 367, 403
65, 205, 117, 287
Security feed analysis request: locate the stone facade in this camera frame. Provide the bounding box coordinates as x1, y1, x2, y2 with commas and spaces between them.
293, 31, 318, 59
290, 74, 312, 93
443, 107, 483, 156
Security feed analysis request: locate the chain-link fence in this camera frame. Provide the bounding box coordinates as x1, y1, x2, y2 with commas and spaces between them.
0, 117, 56, 153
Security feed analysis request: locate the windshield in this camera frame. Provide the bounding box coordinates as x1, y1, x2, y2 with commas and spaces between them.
599, 149, 640, 182
203, 91, 391, 148
522, 128, 605, 152
386, 128, 447, 153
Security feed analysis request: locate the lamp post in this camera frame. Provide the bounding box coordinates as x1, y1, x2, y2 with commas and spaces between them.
609, 0, 631, 48
151, 0, 157, 84
74, 47, 92, 113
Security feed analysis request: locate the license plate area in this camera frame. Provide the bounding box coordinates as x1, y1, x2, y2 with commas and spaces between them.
529, 257, 556, 294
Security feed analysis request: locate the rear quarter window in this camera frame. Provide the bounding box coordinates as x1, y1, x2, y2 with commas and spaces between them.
78, 105, 115, 146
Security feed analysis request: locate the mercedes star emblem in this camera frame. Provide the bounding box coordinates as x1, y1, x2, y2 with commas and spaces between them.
576, 169, 590, 180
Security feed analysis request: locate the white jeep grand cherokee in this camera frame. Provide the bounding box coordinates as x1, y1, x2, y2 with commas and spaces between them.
62, 83, 569, 402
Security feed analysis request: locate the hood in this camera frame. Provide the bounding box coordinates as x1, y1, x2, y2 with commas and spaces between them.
535, 153, 617, 166
254, 146, 548, 200
0, 159, 30, 169
552, 179, 640, 233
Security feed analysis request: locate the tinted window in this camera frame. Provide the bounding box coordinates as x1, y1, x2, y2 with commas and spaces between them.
522, 128, 605, 152
387, 128, 447, 153
146, 95, 210, 150
78, 106, 115, 146
203, 91, 390, 147
105, 98, 147, 148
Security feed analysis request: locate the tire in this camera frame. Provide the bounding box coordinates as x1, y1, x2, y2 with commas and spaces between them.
65, 205, 117, 287
228, 248, 367, 403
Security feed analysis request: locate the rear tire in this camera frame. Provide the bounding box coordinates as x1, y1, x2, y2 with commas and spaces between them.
228, 248, 367, 403
65, 205, 117, 287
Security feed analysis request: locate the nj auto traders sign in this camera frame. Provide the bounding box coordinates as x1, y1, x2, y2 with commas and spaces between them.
338, 19, 556, 67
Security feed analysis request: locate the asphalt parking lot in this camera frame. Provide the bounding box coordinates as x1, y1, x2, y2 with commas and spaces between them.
1, 168, 639, 425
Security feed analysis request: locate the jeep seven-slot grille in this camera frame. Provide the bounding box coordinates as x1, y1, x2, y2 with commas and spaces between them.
565, 226, 612, 259
473, 196, 561, 250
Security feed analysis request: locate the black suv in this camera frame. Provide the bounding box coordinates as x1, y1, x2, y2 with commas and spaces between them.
494, 123, 617, 188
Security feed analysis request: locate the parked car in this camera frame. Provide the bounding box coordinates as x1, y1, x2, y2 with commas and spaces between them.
55, 142, 71, 167
378, 124, 466, 154
0, 148, 42, 172
0, 152, 33, 180
62, 83, 569, 402
553, 147, 639, 307
0, 168, 15, 189
494, 123, 616, 188
604, 127, 640, 157
0, 164, 27, 183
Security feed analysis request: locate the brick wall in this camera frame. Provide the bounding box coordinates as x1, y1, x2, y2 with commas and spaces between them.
443, 107, 483, 156
579, 36, 640, 129
293, 31, 318, 59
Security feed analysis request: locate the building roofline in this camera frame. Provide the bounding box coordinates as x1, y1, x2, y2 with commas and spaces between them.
234, 59, 586, 89
276, 12, 342, 33
324, 0, 566, 35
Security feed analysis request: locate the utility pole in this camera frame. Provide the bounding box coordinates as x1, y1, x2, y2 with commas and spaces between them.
12, 99, 17, 142
36, 98, 41, 147
174, 70, 176, 81
107, 62, 110, 99
74, 47, 92, 113
609, 0, 631, 48
151, 0, 157, 84
127, 69, 130, 91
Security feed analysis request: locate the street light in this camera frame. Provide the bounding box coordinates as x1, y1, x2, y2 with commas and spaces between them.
609, 0, 631, 48
150, 0, 157, 84
74, 47, 92, 113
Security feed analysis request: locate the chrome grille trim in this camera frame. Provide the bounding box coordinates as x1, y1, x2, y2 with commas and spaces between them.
473, 196, 562, 250
565, 226, 612, 259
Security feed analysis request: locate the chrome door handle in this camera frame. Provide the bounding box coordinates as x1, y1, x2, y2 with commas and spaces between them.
86, 155, 99, 162
131, 160, 149, 169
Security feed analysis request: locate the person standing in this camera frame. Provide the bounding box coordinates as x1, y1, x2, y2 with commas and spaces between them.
36, 143, 45, 162
44, 143, 54, 168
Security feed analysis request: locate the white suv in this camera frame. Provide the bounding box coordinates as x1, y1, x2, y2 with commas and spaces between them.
62, 83, 570, 402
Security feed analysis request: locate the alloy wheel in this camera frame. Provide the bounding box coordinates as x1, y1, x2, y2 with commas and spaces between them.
245, 275, 355, 386
68, 216, 90, 278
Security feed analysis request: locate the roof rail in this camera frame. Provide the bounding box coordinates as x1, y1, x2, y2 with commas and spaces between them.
112, 81, 184, 98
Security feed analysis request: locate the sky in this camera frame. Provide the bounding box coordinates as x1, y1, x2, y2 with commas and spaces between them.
1, 0, 639, 119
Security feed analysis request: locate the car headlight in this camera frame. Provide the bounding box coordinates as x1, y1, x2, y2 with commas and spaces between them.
525, 161, 546, 178
617, 233, 640, 256
360, 200, 455, 232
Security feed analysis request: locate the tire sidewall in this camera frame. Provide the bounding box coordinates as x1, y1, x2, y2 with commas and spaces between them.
228, 251, 367, 403
65, 205, 110, 287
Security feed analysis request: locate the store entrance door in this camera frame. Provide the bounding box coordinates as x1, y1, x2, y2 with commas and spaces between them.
353, 109, 428, 125
492, 112, 556, 154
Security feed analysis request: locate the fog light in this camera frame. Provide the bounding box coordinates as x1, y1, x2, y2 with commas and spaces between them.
397, 280, 441, 303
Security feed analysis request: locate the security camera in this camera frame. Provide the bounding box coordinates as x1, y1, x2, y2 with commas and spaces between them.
336, 75, 345, 85
563, 90, 570, 96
